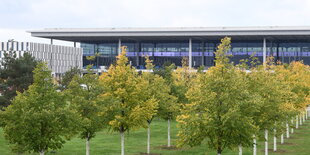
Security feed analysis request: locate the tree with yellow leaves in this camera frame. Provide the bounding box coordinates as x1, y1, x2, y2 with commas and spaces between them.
177, 37, 257, 155
140, 56, 176, 154
99, 47, 158, 155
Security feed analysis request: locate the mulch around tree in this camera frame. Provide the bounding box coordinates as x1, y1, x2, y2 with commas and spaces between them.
279, 142, 295, 145
261, 149, 287, 153
156, 145, 179, 150
287, 136, 298, 139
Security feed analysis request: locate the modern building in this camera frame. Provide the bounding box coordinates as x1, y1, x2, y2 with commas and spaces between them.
29, 26, 310, 69
0, 41, 83, 75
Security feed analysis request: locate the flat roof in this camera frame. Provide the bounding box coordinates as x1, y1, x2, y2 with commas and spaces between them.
28, 26, 310, 42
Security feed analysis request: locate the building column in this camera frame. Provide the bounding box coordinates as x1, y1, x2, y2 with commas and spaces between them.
263, 38, 267, 66
137, 42, 140, 68
201, 41, 205, 67
74, 42, 76, 48
50, 38, 54, 77
118, 39, 122, 55
189, 38, 192, 69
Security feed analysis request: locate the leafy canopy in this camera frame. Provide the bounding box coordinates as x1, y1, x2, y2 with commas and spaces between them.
0, 62, 80, 154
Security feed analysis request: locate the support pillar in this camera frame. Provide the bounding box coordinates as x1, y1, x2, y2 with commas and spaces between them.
189, 38, 192, 69
137, 42, 140, 68
263, 38, 267, 66
74, 42, 76, 48
118, 39, 122, 55
50, 39, 53, 75
202, 41, 205, 67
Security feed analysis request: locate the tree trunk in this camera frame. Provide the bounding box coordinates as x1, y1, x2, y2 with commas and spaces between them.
265, 129, 268, 155
273, 129, 277, 152
253, 135, 257, 155
86, 135, 90, 155
303, 113, 305, 122
286, 122, 289, 138
238, 144, 242, 155
39, 150, 45, 155
281, 134, 284, 144
306, 109, 308, 120
299, 115, 302, 125
147, 122, 151, 154
217, 148, 222, 155
296, 116, 299, 129
121, 131, 125, 155
291, 119, 294, 134
167, 119, 171, 147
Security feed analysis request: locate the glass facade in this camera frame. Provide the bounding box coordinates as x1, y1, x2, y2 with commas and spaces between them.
81, 40, 310, 69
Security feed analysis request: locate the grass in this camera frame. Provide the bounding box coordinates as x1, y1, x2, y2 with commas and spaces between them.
0, 118, 309, 155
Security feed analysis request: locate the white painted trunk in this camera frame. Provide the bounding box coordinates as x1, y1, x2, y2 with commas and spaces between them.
253, 136, 257, 155
217, 153, 221, 155
239, 144, 242, 155
273, 129, 277, 152
281, 134, 284, 144
286, 122, 289, 138
303, 114, 305, 122
39, 150, 44, 155
86, 137, 90, 155
121, 131, 125, 155
265, 129, 268, 155
167, 119, 171, 147
291, 119, 294, 134
296, 116, 299, 129
147, 123, 150, 154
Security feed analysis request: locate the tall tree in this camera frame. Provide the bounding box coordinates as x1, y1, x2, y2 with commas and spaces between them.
0, 62, 80, 155
0, 52, 38, 108
64, 65, 105, 155
177, 37, 257, 155
99, 47, 157, 155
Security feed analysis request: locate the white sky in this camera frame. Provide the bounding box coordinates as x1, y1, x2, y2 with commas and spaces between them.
1, 0, 310, 46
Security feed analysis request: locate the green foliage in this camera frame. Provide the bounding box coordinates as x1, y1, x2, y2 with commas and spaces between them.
247, 64, 288, 137
177, 37, 257, 154
64, 66, 105, 141
0, 52, 38, 108
59, 67, 81, 90
0, 62, 80, 154
141, 56, 176, 122
99, 47, 157, 133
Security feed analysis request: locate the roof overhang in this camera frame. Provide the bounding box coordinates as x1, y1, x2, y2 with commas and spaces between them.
28, 26, 310, 42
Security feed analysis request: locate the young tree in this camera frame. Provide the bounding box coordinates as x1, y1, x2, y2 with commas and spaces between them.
140, 56, 176, 154
99, 47, 158, 155
246, 61, 287, 155
177, 37, 257, 155
64, 65, 105, 155
0, 52, 38, 107
154, 63, 179, 147
0, 62, 80, 155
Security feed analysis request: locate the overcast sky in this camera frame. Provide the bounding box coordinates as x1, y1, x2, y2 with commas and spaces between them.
1, 0, 310, 45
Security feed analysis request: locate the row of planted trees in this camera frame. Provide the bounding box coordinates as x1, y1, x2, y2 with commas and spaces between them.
177, 37, 310, 155
0, 37, 309, 155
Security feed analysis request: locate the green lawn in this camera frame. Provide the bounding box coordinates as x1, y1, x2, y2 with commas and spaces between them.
0, 119, 309, 155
